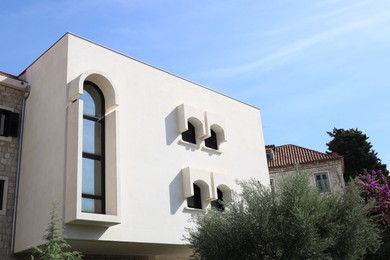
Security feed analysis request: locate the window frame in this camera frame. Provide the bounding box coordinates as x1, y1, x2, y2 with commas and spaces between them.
81, 81, 106, 214
314, 172, 331, 193
0, 107, 19, 138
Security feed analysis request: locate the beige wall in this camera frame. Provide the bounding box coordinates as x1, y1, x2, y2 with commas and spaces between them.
14, 33, 269, 257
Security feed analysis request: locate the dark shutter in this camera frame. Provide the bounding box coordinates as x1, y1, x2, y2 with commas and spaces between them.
0, 180, 4, 210
7, 112, 19, 137
0, 109, 19, 137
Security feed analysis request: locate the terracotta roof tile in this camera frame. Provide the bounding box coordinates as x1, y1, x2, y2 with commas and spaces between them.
267, 144, 342, 168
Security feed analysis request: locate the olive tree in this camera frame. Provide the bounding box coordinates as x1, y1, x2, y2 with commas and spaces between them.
186, 171, 380, 259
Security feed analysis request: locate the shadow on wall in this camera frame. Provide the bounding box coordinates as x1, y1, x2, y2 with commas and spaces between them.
64, 224, 108, 240
165, 108, 179, 146
169, 171, 184, 215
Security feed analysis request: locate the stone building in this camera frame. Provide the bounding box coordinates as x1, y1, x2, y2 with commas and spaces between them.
0, 33, 269, 259
266, 144, 345, 193
0, 72, 28, 259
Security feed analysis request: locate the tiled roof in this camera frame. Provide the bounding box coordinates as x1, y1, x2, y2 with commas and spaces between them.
267, 144, 342, 168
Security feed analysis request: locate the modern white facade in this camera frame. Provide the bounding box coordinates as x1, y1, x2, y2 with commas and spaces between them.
8, 33, 269, 258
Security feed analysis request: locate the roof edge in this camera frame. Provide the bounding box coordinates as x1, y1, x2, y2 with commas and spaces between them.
20, 32, 260, 111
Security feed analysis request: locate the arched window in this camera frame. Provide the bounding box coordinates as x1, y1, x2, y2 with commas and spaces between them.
81, 81, 105, 214
211, 188, 224, 211
205, 129, 218, 150
187, 183, 202, 209
181, 121, 196, 144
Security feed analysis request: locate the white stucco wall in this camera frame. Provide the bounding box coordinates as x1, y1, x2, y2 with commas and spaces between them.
15, 33, 269, 255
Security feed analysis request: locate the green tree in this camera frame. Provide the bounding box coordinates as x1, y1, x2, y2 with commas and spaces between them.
327, 128, 388, 182
186, 171, 380, 259
31, 202, 83, 260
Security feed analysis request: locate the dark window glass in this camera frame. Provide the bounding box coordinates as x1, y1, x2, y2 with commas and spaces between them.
211, 188, 224, 211
187, 184, 202, 209
80, 81, 105, 214
0, 180, 4, 210
181, 121, 196, 144
205, 129, 218, 150
0, 109, 19, 137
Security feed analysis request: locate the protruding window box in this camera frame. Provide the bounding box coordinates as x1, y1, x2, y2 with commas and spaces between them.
65, 71, 120, 227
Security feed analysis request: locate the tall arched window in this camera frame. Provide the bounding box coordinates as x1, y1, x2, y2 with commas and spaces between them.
181, 121, 196, 144
81, 81, 105, 214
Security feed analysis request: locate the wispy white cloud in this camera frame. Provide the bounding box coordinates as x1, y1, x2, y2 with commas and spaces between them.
209, 7, 390, 78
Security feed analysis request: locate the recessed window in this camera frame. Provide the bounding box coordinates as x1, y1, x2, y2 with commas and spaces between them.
0, 108, 19, 137
0, 177, 8, 215
81, 81, 105, 214
181, 121, 196, 144
315, 172, 330, 193
211, 188, 224, 211
205, 129, 218, 150
187, 183, 202, 209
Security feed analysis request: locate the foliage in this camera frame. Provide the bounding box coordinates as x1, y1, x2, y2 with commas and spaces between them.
356, 170, 390, 259
326, 127, 388, 182
31, 202, 83, 260
356, 170, 390, 224
186, 171, 380, 260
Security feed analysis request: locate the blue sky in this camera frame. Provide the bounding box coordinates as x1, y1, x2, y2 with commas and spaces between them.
1, 0, 389, 165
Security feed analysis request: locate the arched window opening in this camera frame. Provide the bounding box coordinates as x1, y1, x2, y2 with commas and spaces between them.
211, 188, 224, 211
187, 183, 202, 209
181, 121, 196, 144
81, 81, 105, 214
205, 129, 218, 150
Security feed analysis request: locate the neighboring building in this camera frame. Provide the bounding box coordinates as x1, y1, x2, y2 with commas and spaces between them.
0, 72, 27, 259
266, 144, 345, 193
0, 33, 269, 259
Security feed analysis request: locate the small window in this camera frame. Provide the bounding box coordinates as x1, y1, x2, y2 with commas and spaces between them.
187, 183, 202, 209
315, 173, 330, 193
0, 109, 19, 137
0, 177, 8, 215
205, 129, 218, 150
211, 188, 224, 211
181, 121, 196, 144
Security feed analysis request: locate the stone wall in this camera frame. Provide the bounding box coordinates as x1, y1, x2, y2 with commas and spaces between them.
0, 85, 24, 260
269, 159, 345, 193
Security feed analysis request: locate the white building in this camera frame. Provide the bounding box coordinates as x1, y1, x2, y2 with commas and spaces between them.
1, 33, 270, 259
